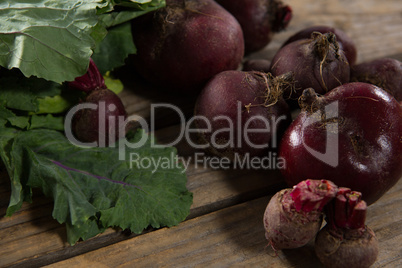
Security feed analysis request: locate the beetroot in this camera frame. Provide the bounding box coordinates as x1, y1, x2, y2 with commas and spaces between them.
72, 88, 127, 146
263, 179, 338, 251
216, 0, 292, 54
130, 0, 244, 92
279, 83, 402, 205
66, 59, 127, 146
194, 70, 292, 159
242, 59, 271, 73
315, 188, 379, 268
351, 57, 402, 102
282, 25, 357, 65
270, 32, 350, 104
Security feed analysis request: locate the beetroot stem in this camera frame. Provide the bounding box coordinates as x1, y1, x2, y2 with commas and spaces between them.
348, 200, 367, 229
334, 193, 349, 228
328, 187, 367, 230
68, 58, 106, 93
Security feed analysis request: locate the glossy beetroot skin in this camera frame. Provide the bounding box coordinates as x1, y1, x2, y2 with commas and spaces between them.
216, 0, 292, 54
263, 179, 338, 251
72, 88, 127, 146
281, 25, 357, 65
351, 58, 402, 102
279, 83, 402, 205
242, 59, 271, 73
194, 70, 292, 159
270, 33, 350, 102
131, 0, 244, 93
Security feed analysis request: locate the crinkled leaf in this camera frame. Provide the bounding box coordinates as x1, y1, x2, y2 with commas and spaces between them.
0, 0, 108, 83
0, 105, 29, 129
92, 0, 165, 73
36, 94, 81, 115
100, 0, 165, 27
0, 71, 81, 114
3, 128, 192, 245
0, 124, 32, 215
66, 218, 106, 244
6, 116, 30, 129
0, 75, 60, 112
29, 114, 65, 131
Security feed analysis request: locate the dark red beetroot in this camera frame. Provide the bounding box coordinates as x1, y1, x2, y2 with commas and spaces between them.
216, 0, 292, 54
315, 188, 379, 268
67, 59, 127, 146
263, 179, 338, 251
270, 32, 350, 103
242, 59, 271, 73
282, 25, 357, 65
72, 88, 127, 146
351, 57, 402, 102
131, 0, 244, 93
194, 70, 292, 159
279, 83, 402, 205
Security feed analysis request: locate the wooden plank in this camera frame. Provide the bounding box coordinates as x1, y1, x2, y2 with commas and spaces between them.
0, 125, 285, 267
44, 179, 402, 268
0, 0, 402, 266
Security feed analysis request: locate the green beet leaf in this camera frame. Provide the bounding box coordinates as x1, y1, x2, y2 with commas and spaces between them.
0, 0, 166, 83
99, 0, 166, 28
29, 114, 65, 131
0, 74, 62, 112
93, 0, 166, 73
0, 70, 82, 114
92, 22, 136, 74
0, 0, 108, 83
103, 72, 124, 94
1, 127, 192, 245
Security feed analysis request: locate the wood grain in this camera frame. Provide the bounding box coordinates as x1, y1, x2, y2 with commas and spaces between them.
1, 0, 402, 267
0, 140, 285, 267
46, 179, 402, 268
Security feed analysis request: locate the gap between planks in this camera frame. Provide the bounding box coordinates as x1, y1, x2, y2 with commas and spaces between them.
45, 179, 402, 268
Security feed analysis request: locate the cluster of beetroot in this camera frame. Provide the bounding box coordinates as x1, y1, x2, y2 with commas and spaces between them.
136, 0, 402, 207
128, 1, 401, 266
67, 1, 401, 267
263, 179, 379, 268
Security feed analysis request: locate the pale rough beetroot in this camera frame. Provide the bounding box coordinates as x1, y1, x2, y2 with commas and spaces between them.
131, 0, 244, 93
315, 189, 379, 268
216, 0, 292, 54
282, 25, 357, 65
351, 57, 402, 102
263, 179, 338, 251
315, 225, 378, 268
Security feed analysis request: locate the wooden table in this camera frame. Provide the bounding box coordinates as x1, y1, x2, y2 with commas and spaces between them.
1, 0, 402, 267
